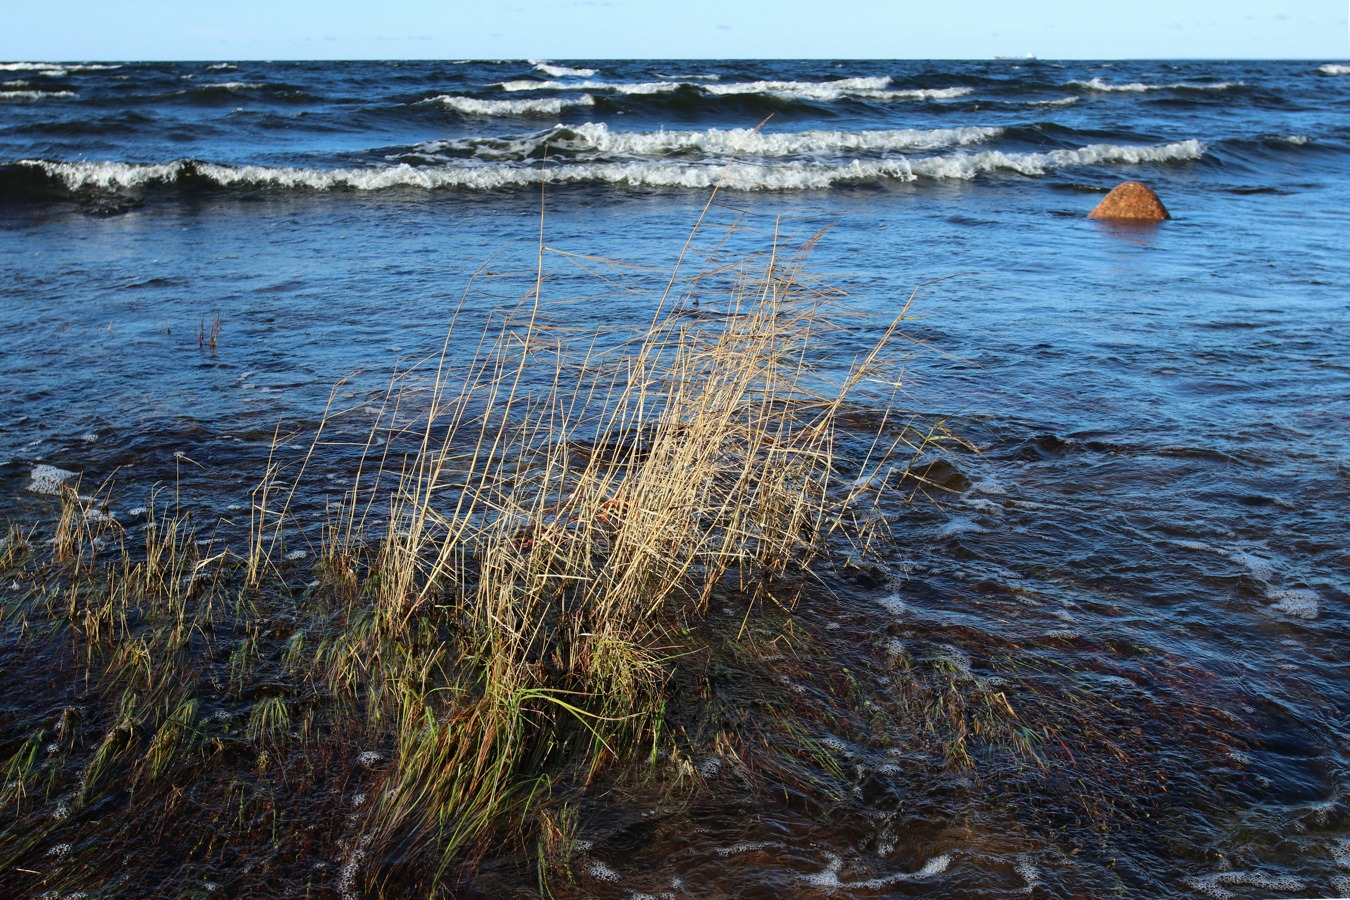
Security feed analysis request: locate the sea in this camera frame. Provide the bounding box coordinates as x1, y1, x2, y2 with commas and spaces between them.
2, 58, 1349, 897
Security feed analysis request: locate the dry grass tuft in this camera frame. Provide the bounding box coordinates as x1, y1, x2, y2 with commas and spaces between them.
0, 212, 943, 895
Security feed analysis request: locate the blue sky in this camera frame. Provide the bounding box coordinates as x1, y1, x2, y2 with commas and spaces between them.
3, 0, 1346, 60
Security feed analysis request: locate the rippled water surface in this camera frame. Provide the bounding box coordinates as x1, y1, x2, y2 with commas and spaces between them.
2, 58, 1349, 896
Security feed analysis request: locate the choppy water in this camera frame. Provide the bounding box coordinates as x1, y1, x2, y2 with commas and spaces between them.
3, 58, 1350, 897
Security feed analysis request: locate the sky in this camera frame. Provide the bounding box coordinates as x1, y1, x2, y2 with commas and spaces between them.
2, 0, 1346, 61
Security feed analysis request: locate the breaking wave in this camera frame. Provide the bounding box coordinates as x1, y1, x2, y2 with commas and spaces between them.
500, 79, 680, 95
15, 140, 1205, 196
423, 94, 596, 116
496, 75, 971, 103
199, 82, 264, 91
0, 62, 119, 77
410, 123, 1005, 160
1318, 63, 1350, 75
530, 61, 597, 78
1069, 77, 1243, 93
1, 90, 76, 100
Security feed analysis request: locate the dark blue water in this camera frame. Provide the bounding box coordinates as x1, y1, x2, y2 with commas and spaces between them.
3, 58, 1349, 897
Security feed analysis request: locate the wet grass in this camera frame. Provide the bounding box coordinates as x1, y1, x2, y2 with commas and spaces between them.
0, 217, 947, 896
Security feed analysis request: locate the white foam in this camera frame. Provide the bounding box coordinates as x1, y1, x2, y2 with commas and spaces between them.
820, 735, 851, 756
544, 122, 1003, 156
939, 647, 973, 677
803, 851, 951, 890
1030, 96, 1079, 107
25, 140, 1205, 194
83, 508, 118, 525
1015, 856, 1041, 893
206, 63, 237, 70
202, 81, 262, 91
1070, 77, 1242, 92
705, 75, 884, 95
28, 464, 77, 495
1228, 550, 1275, 582
500, 78, 679, 95
939, 518, 986, 537
586, 860, 621, 882
878, 593, 908, 616
530, 60, 597, 78
1186, 871, 1305, 900
337, 834, 371, 900
656, 71, 720, 81
496, 74, 967, 103
0, 62, 110, 76
1278, 134, 1310, 145
705, 79, 971, 103
1318, 64, 1350, 75
0, 90, 75, 100
714, 841, 780, 856
284, 549, 308, 560
1269, 588, 1319, 620
413, 123, 1001, 163
882, 86, 973, 101
424, 94, 595, 115
0, 62, 117, 78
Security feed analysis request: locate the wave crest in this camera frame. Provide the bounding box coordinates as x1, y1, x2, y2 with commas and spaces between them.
1069, 77, 1242, 93
1, 90, 76, 100
530, 61, 598, 78
494, 75, 975, 104
424, 94, 596, 116
19, 140, 1205, 196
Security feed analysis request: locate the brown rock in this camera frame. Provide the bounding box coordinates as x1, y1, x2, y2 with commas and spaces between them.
1088, 181, 1170, 221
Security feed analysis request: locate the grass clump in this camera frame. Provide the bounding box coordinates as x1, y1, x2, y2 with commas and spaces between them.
0, 215, 938, 895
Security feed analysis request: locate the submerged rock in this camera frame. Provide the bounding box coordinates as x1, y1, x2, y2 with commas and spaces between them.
1088, 181, 1170, 221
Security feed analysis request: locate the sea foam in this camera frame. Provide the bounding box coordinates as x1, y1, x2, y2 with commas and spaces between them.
0, 62, 118, 76
532, 122, 1004, 156
530, 60, 597, 78
803, 851, 951, 890
499, 78, 680, 94
1269, 588, 1320, 620
424, 94, 595, 116
1318, 64, 1350, 75
1, 90, 75, 100
1069, 77, 1241, 92
24, 140, 1205, 194
28, 464, 77, 495
495, 74, 967, 103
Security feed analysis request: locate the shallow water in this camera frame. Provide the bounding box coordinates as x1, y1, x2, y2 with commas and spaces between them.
3, 58, 1350, 896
